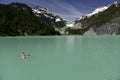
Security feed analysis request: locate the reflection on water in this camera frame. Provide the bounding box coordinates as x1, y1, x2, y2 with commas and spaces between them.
0, 36, 120, 80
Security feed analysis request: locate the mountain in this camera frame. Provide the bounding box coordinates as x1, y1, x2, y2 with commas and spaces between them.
66, 1, 120, 35
0, 2, 66, 36
1, 2, 120, 36
32, 6, 66, 28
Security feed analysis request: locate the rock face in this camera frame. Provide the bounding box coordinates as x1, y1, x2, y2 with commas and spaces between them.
84, 28, 96, 35
73, 1, 120, 35
84, 17, 120, 35
74, 22, 82, 29
115, 0, 120, 7
94, 17, 120, 35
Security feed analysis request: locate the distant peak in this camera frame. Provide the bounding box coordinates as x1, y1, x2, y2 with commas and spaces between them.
76, 4, 110, 21
115, 0, 120, 7
33, 6, 48, 11
87, 6, 109, 17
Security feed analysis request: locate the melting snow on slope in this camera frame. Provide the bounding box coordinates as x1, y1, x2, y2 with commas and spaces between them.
87, 6, 109, 17
55, 18, 61, 22
77, 6, 109, 21
32, 9, 41, 14
66, 22, 74, 27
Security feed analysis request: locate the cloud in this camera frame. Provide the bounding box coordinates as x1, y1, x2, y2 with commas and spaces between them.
0, 0, 114, 21
0, 0, 92, 21
51, 0, 83, 21
27, 0, 83, 21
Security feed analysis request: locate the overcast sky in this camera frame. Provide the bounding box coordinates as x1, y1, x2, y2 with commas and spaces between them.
0, 0, 116, 21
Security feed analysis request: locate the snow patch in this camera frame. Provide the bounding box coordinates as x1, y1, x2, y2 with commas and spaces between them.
32, 9, 41, 14
76, 16, 85, 21
44, 14, 53, 19
77, 5, 110, 21
87, 6, 109, 17
32, 8, 54, 19
55, 18, 61, 22
66, 22, 74, 27
44, 14, 49, 17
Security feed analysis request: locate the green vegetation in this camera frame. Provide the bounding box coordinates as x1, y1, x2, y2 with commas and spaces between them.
77, 3, 120, 28
65, 28, 88, 35
0, 3, 60, 36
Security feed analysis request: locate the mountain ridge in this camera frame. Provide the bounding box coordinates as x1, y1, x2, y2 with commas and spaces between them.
65, 1, 120, 35
0, 1, 120, 36
0, 2, 63, 36
32, 6, 66, 28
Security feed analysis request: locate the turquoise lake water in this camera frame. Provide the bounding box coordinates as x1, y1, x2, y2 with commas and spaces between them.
0, 36, 120, 80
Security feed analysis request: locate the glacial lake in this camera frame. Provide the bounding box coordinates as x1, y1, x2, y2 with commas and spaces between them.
0, 36, 120, 80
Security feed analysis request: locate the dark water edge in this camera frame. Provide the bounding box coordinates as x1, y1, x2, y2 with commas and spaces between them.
0, 35, 120, 38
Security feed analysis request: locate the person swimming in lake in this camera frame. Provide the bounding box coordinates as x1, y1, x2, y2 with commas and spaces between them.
21, 52, 30, 59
